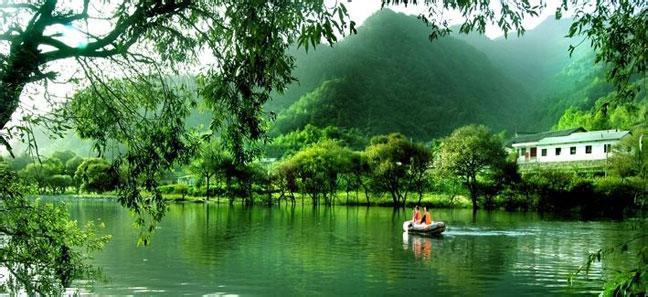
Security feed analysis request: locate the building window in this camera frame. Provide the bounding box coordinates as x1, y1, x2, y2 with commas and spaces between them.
604, 144, 611, 153
530, 147, 537, 157
570, 146, 576, 155
585, 145, 592, 154
556, 147, 561, 156
541, 149, 547, 156
521, 148, 526, 155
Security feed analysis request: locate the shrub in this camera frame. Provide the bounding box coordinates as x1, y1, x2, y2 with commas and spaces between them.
158, 184, 190, 197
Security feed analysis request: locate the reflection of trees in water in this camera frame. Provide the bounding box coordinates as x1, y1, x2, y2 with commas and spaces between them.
69, 201, 640, 295
413, 235, 514, 296
174, 204, 256, 267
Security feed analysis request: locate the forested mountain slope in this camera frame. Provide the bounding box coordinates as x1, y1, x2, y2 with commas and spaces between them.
269, 9, 534, 140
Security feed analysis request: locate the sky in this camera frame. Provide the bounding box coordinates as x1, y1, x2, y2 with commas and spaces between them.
343, 0, 562, 38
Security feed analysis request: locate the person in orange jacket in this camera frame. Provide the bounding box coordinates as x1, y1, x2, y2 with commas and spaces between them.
420, 206, 432, 225
411, 206, 421, 224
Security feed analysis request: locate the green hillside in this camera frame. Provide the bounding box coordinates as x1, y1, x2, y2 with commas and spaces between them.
457, 18, 591, 97
270, 9, 534, 140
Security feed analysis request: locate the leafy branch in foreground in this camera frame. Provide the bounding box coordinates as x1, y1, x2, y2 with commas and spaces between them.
0, 163, 110, 295
67, 76, 200, 245
569, 220, 648, 296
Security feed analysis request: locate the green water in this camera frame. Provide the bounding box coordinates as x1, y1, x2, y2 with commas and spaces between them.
61, 198, 643, 296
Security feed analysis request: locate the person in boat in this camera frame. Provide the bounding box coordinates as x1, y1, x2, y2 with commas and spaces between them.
411, 206, 421, 225
419, 206, 432, 225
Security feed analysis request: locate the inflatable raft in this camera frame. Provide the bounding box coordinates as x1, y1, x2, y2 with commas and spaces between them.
403, 220, 446, 235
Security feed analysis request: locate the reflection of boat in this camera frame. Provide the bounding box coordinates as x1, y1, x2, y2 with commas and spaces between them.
402, 220, 446, 235
402, 232, 434, 260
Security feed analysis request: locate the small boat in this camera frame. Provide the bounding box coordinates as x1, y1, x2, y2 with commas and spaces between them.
403, 220, 446, 236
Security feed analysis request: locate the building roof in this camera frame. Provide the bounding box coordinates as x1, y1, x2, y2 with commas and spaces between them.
537, 129, 630, 145
507, 127, 586, 146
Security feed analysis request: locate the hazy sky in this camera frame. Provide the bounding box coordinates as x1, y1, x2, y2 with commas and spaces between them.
346, 0, 562, 38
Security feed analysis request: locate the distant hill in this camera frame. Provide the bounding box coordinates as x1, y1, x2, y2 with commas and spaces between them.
456, 18, 613, 128
269, 9, 535, 140
457, 18, 592, 97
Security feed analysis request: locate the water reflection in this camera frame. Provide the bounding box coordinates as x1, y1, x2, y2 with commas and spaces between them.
43, 197, 644, 296
402, 233, 435, 260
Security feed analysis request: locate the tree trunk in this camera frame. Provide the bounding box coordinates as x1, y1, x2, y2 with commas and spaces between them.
363, 184, 370, 205
267, 179, 272, 206
355, 189, 359, 205
0, 43, 41, 132
470, 188, 478, 211
467, 174, 479, 212
205, 175, 210, 201
416, 184, 424, 206
390, 190, 399, 207
401, 190, 408, 208
345, 188, 349, 205
226, 176, 232, 204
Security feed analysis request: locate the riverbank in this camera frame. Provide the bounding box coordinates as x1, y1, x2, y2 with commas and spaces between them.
35, 176, 646, 219
42, 191, 473, 208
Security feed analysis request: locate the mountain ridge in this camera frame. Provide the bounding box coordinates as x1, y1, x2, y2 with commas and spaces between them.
270, 9, 537, 140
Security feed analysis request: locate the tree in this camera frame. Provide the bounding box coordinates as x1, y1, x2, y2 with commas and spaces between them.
436, 125, 506, 211
18, 157, 64, 194
190, 141, 226, 201
74, 158, 119, 194
365, 133, 432, 208
0, 163, 110, 295
51, 151, 77, 166
235, 162, 268, 205
348, 151, 372, 205
267, 124, 367, 158
18, 163, 45, 193
65, 156, 84, 176
430, 170, 465, 206
1, 0, 354, 252
609, 128, 648, 181
284, 140, 353, 205
6, 154, 32, 172
47, 174, 73, 195
65, 156, 85, 193
274, 159, 299, 205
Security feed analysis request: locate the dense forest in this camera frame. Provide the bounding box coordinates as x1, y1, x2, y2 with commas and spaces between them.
269, 10, 532, 139
270, 10, 646, 140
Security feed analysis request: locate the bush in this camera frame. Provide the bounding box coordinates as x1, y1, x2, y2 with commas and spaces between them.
589, 177, 642, 216
158, 184, 190, 197
521, 169, 641, 216
498, 187, 535, 211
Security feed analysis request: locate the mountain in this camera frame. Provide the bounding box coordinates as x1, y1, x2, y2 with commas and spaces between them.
456, 18, 614, 128
269, 9, 535, 140
457, 18, 593, 98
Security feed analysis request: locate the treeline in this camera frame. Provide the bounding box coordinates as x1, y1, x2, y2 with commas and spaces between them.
3, 124, 646, 217
182, 124, 647, 216
1, 151, 120, 195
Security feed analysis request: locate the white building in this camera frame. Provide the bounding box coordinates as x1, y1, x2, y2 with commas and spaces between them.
508, 128, 630, 164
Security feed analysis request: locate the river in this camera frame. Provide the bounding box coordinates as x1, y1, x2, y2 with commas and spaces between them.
57, 197, 643, 296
